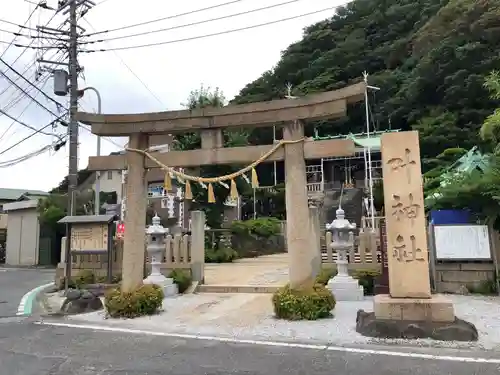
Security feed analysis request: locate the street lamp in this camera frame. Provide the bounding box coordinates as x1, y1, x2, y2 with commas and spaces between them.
79, 86, 102, 215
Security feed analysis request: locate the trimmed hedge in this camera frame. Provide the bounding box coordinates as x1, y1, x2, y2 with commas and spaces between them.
168, 269, 192, 293
205, 247, 238, 263
104, 284, 164, 318
272, 283, 335, 320
231, 217, 281, 237
315, 267, 381, 296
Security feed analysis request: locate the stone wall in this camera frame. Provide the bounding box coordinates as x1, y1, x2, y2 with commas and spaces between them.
434, 262, 497, 293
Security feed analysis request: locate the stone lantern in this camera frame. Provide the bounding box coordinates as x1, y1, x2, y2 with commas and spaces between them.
325, 207, 364, 301
144, 214, 178, 296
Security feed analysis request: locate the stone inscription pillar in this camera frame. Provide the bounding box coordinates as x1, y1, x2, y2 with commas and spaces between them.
121, 133, 148, 293
283, 121, 314, 288
380, 131, 431, 298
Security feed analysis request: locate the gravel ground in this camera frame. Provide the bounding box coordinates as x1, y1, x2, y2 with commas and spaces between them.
61, 293, 500, 352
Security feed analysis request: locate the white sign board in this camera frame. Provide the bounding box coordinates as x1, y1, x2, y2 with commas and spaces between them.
434, 225, 491, 260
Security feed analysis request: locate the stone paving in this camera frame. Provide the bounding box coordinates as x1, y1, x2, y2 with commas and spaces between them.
203, 253, 290, 286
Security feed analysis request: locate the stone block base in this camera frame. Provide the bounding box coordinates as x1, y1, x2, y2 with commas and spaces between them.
327, 276, 364, 301
373, 294, 454, 322
355, 310, 478, 341
143, 276, 178, 297
355, 294, 479, 342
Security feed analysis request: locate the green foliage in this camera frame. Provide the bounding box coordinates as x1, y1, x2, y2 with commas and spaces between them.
352, 269, 381, 296
74, 270, 95, 288
168, 269, 192, 293
314, 268, 381, 295
95, 274, 122, 284
426, 155, 500, 227
230, 217, 281, 238
480, 71, 500, 151
205, 247, 239, 263
240, 184, 286, 220
272, 283, 336, 320
104, 284, 164, 318
315, 267, 336, 285
173, 85, 249, 229
232, 0, 500, 164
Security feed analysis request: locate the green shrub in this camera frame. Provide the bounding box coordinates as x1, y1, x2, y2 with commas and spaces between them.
231, 217, 281, 238
352, 269, 380, 296
95, 274, 122, 284
315, 268, 336, 285
169, 269, 192, 293
104, 284, 164, 318
57, 276, 77, 290
205, 248, 238, 263
272, 283, 335, 320
112, 274, 122, 284
74, 270, 95, 288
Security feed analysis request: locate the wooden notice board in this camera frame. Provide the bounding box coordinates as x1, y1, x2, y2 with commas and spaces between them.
70, 223, 108, 252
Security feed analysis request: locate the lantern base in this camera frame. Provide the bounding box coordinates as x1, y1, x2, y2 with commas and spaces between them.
327, 274, 364, 301
143, 275, 178, 297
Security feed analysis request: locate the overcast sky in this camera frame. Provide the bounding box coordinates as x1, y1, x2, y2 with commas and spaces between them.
0, 0, 346, 191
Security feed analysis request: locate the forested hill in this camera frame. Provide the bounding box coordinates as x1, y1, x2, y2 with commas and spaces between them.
232, 0, 500, 164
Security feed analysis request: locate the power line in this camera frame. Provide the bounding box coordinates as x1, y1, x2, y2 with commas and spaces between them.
0, 49, 64, 119
0, 39, 62, 50
0, 67, 62, 119
0, 15, 65, 35
0, 4, 39, 59
0, 74, 52, 143
0, 56, 64, 110
0, 12, 63, 103
0, 52, 66, 144
83, 0, 248, 37
83, 0, 302, 44
82, 19, 165, 107
0, 112, 67, 156
0, 143, 59, 167
79, 123, 124, 149
79, 7, 337, 52
0, 109, 66, 145
0, 26, 69, 43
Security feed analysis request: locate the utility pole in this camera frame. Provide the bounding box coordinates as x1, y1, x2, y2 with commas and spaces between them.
37, 0, 95, 293
67, 0, 79, 216
39, 0, 95, 215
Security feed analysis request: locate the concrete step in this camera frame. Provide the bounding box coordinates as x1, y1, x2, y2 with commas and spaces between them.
197, 285, 281, 294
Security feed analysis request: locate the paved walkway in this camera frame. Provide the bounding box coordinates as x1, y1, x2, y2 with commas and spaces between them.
0, 268, 54, 317
204, 253, 289, 286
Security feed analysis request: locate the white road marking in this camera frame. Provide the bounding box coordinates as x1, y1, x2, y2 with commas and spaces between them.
17, 283, 55, 316
35, 321, 500, 364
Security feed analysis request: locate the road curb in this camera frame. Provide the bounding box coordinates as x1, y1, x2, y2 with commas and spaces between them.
17, 283, 56, 316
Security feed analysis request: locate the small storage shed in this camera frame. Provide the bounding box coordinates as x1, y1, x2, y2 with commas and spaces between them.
2, 200, 40, 266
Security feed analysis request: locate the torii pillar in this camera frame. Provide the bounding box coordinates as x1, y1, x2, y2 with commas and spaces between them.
283, 120, 317, 289
121, 133, 148, 292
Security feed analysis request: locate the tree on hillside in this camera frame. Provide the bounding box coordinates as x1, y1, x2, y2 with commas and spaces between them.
426, 72, 500, 227
232, 0, 500, 167
479, 71, 500, 152
173, 85, 250, 228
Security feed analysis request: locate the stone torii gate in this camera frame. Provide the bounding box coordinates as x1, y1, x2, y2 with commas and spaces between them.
77, 83, 366, 293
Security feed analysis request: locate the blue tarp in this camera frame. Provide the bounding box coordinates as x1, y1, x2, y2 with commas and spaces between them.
430, 210, 471, 225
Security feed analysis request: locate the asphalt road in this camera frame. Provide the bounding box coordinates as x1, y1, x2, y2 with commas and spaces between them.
1, 320, 499, 375
0, 268, 54, 317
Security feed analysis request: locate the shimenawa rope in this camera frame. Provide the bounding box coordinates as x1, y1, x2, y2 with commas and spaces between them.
126, 138, 304, 203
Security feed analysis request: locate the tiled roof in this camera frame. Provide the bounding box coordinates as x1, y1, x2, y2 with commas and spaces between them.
0, 188, 49, 201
